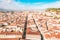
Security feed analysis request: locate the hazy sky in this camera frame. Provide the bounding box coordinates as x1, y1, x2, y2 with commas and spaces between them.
15, 0, 58, 3
0, 0, 60, 10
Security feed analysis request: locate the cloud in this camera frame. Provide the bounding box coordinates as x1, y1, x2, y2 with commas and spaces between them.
0, 0, 42, 10
25, 1, 60, 9
0, 0, 60, 10
0, 0, 26, 10
41, 1, 60, 9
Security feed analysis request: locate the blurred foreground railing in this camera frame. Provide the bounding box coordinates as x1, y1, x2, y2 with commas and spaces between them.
32, 16, 44, 40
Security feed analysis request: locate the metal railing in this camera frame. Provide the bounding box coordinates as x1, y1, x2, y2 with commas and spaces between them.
32, 16, 44, 40
22, 15, 28, 39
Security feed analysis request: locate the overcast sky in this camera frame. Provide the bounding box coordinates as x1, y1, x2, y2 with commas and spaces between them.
0, 0, 60, 10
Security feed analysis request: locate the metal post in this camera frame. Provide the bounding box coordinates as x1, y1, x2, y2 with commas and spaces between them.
32, 16, 44, 40
46, 21, 48, 30
22, 15, 28, 39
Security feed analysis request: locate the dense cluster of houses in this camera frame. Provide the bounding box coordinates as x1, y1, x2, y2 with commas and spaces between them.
0, 10, 60, 40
